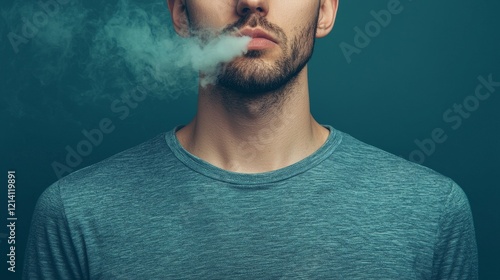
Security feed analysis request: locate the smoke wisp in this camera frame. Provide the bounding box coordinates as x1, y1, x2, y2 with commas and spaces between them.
2, 0, 251, 105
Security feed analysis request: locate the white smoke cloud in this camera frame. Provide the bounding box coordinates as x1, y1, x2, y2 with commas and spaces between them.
84, 0, 251, 100
2, 0, 251, 103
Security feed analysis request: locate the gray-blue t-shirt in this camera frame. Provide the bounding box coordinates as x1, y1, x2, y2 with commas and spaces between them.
23, 125, 478, 279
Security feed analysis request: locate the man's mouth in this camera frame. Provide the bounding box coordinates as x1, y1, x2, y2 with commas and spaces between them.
236, 28, 278, 50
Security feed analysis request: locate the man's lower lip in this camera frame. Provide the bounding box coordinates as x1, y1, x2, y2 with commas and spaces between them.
247, 38, 277, 50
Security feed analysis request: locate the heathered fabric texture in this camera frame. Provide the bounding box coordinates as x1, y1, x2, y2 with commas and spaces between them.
23, 125, 478, 279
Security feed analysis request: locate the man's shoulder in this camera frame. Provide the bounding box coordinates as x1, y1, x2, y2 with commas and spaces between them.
332, 129, 456, 196
327, 129, 473, 230
51, 131, 178, 200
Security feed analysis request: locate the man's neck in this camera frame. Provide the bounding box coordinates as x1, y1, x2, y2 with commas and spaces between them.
175, 67, 330, 173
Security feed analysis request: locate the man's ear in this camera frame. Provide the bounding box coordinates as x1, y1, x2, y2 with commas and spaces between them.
316, 0, 339, 38
167, 0, 190, 37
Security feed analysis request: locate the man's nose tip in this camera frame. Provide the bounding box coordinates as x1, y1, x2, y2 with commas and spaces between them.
236, 0, 269, 17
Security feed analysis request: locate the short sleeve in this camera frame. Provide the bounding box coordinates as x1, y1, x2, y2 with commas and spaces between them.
431, 181, 479, 279
22, 182, 87, 280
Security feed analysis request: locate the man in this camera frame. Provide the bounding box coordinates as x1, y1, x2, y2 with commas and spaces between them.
24, 0, 478, 279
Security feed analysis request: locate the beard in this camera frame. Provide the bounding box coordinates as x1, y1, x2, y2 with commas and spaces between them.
214, 11, 319, 96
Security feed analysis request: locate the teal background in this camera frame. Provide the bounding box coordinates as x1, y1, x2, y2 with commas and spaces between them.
1, 0, 499, 279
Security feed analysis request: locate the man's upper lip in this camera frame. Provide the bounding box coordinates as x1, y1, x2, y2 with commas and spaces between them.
238, 28, 278, 43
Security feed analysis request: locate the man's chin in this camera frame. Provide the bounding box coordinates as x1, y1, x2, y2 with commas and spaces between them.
215, 55, 294, 95
216, 74, 290, 96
